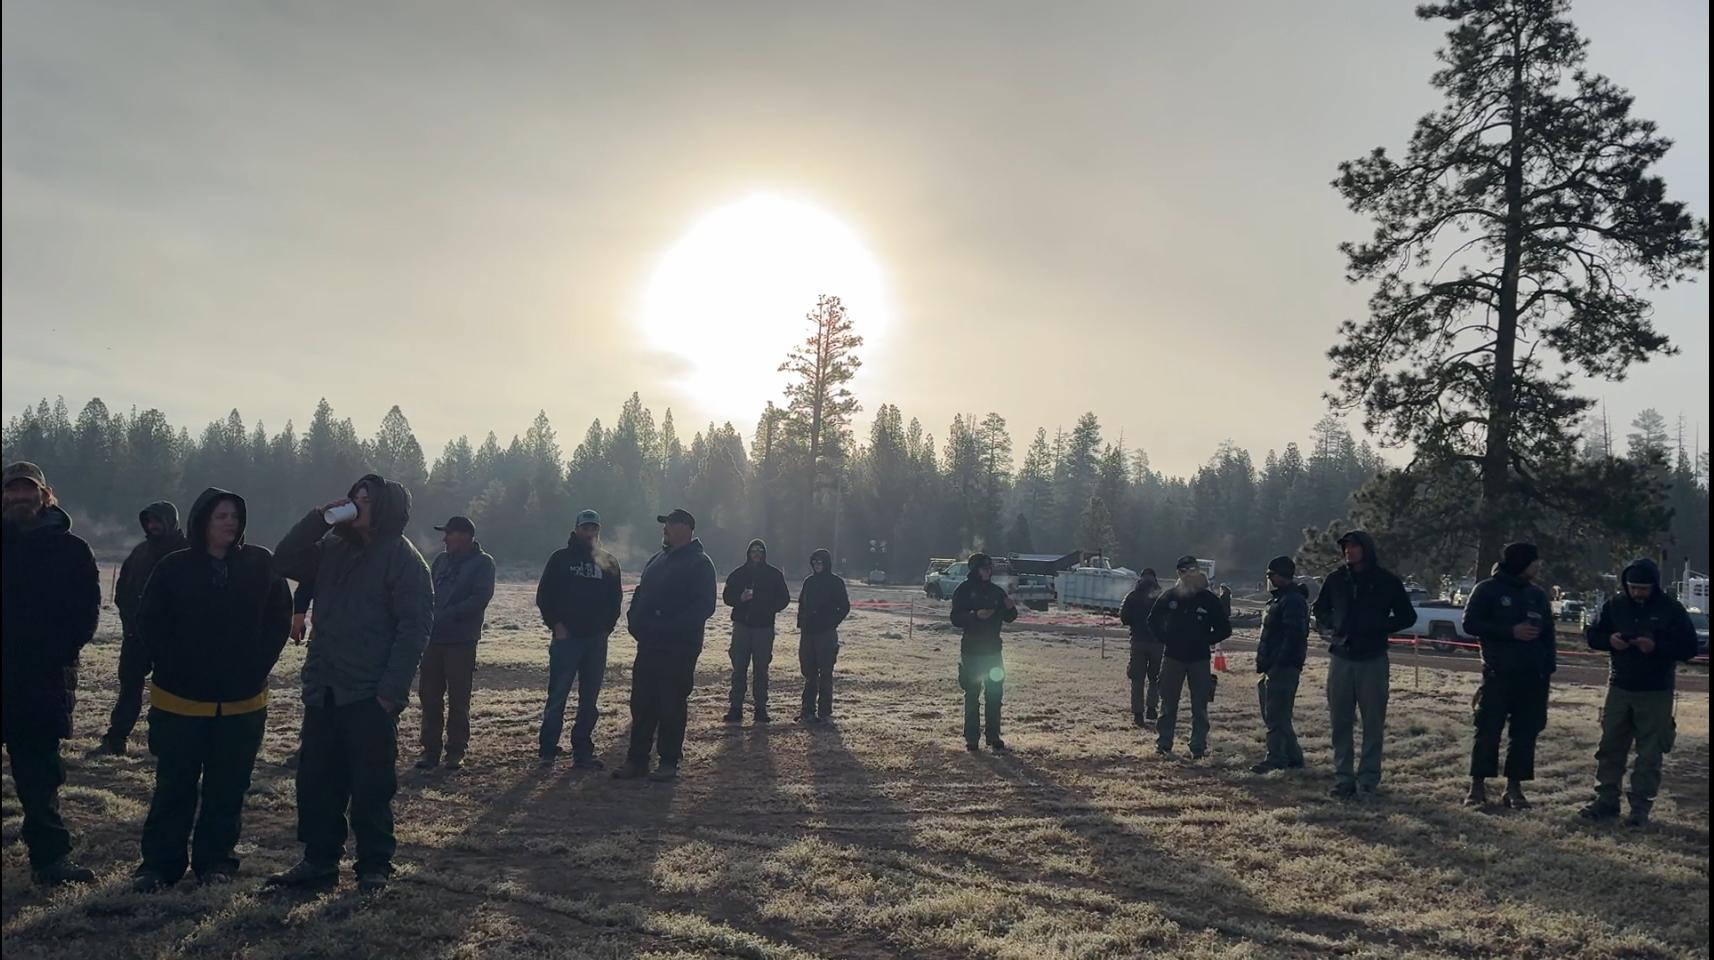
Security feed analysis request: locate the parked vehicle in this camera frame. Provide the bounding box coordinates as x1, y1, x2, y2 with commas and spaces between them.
926, 558, 1016, 600
1554, 599, 1586, 624
1055, 556, 1136, 613
1691, 611, 1709, 659
1393, 599, 1477, 653
923, 558, 956, 597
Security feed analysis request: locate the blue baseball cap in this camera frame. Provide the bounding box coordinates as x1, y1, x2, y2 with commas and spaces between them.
574, 509, 601, 528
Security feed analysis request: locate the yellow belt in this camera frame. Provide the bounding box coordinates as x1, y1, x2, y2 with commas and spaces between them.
149, 682, 269, 717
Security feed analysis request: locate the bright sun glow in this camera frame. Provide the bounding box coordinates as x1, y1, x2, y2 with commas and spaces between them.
640, 193, 890, 423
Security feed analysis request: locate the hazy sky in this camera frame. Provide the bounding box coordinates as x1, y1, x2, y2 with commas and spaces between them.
4, 0, 1708, 477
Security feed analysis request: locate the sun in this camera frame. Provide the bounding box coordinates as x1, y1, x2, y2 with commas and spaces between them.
640, 193, 890, 422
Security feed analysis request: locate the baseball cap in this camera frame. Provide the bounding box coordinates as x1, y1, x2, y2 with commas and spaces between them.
574, 509, 602, 528
1266, 555, 1297, 579
1174, 555, 1200, 572
434, 516, 476, 536
2, 462, 47, 488
656, 507, 696, 529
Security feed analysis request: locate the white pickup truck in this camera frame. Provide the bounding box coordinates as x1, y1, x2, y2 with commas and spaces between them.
1394, 598, 1477, 653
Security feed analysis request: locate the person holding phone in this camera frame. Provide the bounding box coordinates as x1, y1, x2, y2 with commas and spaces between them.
266, 474, 432, 894
1460, 543, 1555, 810
722, 539, 791, 724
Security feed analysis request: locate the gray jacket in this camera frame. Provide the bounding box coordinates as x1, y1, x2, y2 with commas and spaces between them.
274, 475, 433, 707
430, 543, 496, 645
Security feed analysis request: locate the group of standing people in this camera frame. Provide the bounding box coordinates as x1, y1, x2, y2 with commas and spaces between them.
1, 455, 1703, 895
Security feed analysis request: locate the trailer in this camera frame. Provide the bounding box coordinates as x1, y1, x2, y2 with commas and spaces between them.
1055, 557, 1137, 613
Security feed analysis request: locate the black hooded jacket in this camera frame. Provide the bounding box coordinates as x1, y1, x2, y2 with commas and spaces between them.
273, 474, 434, 706
2, 504, 101, 738
1256, 583, 1311, 673
1311, 531, 1416, 661
1462, 567, 1556, 676
1147, 582, 1233, 663
950, 569, 1017, 656
724, 539, 792, 629
1585, 559, 1698, 692
141, 488, 293, 705
1119, 576, 1163, 642
627, 537, 718, 651
536, 535, 623, 639
797, 549, 851, 634
116, 500, 187, 634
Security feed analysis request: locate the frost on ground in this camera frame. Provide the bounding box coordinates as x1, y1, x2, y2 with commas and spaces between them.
3, 579, 1708, 959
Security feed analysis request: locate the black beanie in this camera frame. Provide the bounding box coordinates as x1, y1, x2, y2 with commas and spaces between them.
1266, 556, 1296, 579
1500, 542, 1539, 575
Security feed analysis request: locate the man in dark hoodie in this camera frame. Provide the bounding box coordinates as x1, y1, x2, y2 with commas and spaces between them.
98, 500, 188, 756
1119, 568, 1165, 727
1460, 543, 1556, 810
1, 462, 100, 887
415, 516, 496, 771
614, 508, 717, 782
951, 553, 1018, 752
1580, 558, 1698, 827
1253, 556, 1309, 774
796, 548, 850, 723
535, 509, 623, 769
1312, 530, 1416, 798
266, 474, 433, 894
130, 488, 293, 891
1147, 556, 1233, 759
722, 538, 791, 724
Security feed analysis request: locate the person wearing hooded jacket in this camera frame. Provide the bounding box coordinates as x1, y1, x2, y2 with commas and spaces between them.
1252, 556, 1309, 774
1119, 568, 1165, 726
1460, 543, 1556, 811
2, 461, 101, 887
415, 516, 496, 771
266, 474, 433, 894
950, 553, 1018, 751
1580, 558, 1698, 827
1312, 530, 1415, 798
796, 548, 850, 723
614, 508, 717, 782
535, 509, 623, 768
99, 500, 188, 756
722, 539, 791, 723
130, 488, 292, 892
1146, 556, 1232, 758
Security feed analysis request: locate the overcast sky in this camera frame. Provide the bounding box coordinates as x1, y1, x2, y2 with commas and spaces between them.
3, 0, 1708, 477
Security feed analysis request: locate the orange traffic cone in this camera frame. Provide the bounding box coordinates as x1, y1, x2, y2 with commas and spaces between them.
1212, 647, 1229, 673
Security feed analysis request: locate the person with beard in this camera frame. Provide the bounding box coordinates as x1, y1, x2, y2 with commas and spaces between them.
1312, 530, 1416, 798
130, 489, 292, 892
414, 516, 496, 771
1, 462, 100, 886
1119, 568, 1165, 727
1252, 556, 1309, 774
1580, 558, 1698, 827
1146, 556, 1232, 759
950, 553, 1018, 752
613, 508, 717, 783
97, 500, 188, 756
795, 548, 850, 724
1460, 543, 1556, 810
535, 510, 623, 769
722, 539, 791, 724
265, 474, 432, 895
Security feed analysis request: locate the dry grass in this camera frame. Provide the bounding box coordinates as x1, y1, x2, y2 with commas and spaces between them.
4, 580, 1707, 959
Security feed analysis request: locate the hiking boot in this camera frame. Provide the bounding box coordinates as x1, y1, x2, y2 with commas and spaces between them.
90, 734, 127, 758
1624, 806, 1652, 829
722, 709, 743, 724
356, 871, 389, 895
1155, 745, 1174, 757
538, 747, 560, 768
1190, 749, 1207, 760
611, 761, 650, 781
413, 754, 439, 770
798, 713, 822, 725
1501, 784, 1530, 811
31, 856, 95, 887
649, 762, 680, 783
1357, 783, 1380, 798
1578, 801, 1620, 822
1251, 759, 1283, 775
264, 859, 338, 890
571, 756, 606, 771
965, 742, 981, 753
1463, 781, 1488, 807
754, 708, 772, 724
443, 753, 464, 771
1329, 782, 1357, 800
1145, 708, 1159, 723
986, 739, 1009, 752
197, 870, 235, 887
131, 869, 172, 893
